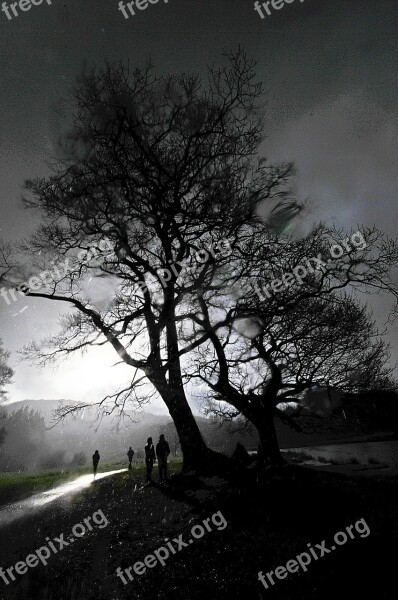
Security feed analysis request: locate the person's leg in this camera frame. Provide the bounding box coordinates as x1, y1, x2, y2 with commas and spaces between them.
147, 459, 153, 482
164, 461, 168, 480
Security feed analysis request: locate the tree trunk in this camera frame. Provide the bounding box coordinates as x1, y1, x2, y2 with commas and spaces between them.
160, 312, 228, 473
166, 389, 230, 474
147, 374, 226, 473
256, 409, 285, 468
164, 389, 210, 471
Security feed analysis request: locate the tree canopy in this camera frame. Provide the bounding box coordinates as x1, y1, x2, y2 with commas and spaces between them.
5, 50, 398, 469
11, 50, 295, 470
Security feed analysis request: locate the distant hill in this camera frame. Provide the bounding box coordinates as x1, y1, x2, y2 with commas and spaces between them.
1, 399, 169, 428
1, 399, 80, 423
4, 391, 396, 462
0, 399, 259, 468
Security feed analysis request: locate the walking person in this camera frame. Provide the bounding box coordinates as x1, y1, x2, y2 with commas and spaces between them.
144, 437, 155, 483
127, 446, 134, 470
156, 434, 171, 482
92, 450, 100, 478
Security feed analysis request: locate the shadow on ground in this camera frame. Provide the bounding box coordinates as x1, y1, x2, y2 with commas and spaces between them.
0, 464, 396, 600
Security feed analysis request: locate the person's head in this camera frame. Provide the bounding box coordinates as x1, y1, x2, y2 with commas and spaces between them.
147, 437, 152, 444
95, 450, 99, 454
129, 446, 132, 450
159, 434, 165, 441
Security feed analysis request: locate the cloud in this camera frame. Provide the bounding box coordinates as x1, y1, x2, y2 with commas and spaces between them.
264, 94, 398, 235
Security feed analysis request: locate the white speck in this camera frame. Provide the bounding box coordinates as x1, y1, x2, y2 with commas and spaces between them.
12, 306, 28, 317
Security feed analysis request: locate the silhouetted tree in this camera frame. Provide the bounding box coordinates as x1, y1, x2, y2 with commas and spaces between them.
0, 426, 6, 448
188, 225, 398, 466
1, 407, 45, 467
15, 50, 298, 472
13, 51, 397, 472
0, 339, 13, 403
40, 449, 66, 469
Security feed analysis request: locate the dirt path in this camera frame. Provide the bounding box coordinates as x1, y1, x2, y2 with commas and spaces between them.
0, 469, 127, 528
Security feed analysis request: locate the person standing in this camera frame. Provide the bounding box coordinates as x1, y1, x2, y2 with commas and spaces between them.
92, 450, 100, 478
127, 446, 134, 470
156, 434, 170, 482
144, 437, 155, 483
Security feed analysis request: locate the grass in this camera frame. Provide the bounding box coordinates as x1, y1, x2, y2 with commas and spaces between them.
0, 462, 116, 506
284, 449, 368, 466
0, 458, 184, 506
283, 450, 314, 462
0, 458, 397, 599
3, 462, 396, 600
0, 466, 92, 506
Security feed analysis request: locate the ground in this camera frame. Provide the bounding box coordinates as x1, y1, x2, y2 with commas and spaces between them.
0, 461, 396, 600
0, 466, 90, 506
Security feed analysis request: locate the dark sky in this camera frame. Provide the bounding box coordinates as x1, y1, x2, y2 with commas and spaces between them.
0, 0, 397, 408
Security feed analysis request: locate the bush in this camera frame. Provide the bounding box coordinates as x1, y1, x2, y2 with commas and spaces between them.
69, 451, 86, 466
40, 450, 66, 469
0, 451, 26, 472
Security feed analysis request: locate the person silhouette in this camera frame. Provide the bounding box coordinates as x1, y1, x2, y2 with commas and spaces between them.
156, 434, 171, 482
127, 446, 134, 470
144, 437, 155, 483
92, 450, 100, 478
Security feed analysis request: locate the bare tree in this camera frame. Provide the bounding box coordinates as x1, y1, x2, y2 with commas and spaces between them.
0, 240, 15, 288
0, 337, 12, 453
13, 50, 298, 472
185, 224, 398, 466
0, 339, 13, 403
